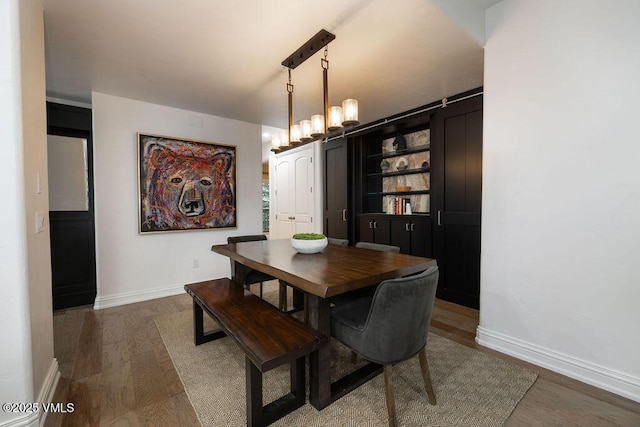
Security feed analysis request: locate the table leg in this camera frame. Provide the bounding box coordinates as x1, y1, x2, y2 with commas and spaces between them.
230, 260, 247, 284
307, 294, 331, 410
279, 281, 304, 313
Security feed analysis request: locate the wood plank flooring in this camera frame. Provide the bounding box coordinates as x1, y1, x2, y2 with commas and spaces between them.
47, 283, 640, 426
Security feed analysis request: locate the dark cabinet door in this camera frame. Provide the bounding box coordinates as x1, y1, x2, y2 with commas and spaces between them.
357, 214, 391, 245
390, 219, 411, 254
358, 216, 375, 243
323, 138, 350, 240
390, 216, 432, 257
410, 217, 432, 258
431, 95, 482, 309
372, 217, 391, 245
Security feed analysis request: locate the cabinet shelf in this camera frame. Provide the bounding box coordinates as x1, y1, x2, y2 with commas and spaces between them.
366, 189, 430, 196
367, 144, 430, 159
368, 166, 430, 178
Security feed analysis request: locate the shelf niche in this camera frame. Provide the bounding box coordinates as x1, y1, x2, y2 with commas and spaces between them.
380, 129, 430, 213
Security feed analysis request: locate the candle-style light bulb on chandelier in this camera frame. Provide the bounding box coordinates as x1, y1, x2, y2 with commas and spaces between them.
272, 29, 359, 153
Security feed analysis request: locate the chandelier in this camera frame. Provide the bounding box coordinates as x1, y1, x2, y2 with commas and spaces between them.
271, 30, 359, 152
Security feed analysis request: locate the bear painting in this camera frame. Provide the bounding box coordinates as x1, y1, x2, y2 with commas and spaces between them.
138, 134, 236, 232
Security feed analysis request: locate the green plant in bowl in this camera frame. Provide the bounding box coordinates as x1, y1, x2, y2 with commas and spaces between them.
292, 233, 326, 240
291, 233, 328, 253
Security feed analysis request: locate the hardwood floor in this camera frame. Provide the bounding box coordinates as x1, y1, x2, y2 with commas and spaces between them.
47, 283, 640, 426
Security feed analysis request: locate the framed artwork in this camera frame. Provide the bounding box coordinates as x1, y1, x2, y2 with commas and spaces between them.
138, 133, 236, 233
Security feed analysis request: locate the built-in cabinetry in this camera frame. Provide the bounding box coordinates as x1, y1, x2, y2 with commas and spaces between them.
355, 118, 432, 257
321, 89, 483, 309
358, 213, 432, 258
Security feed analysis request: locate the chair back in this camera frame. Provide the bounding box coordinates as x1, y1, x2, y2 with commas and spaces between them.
227, 235, 267, 244
358, 266, 438, 364
226, 235, 269, 285
328, 238, 349, 246
355, 241, 400, 253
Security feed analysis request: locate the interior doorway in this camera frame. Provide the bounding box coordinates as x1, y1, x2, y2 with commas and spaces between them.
47, 102, 96, 309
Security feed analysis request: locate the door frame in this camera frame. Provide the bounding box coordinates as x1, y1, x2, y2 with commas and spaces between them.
47, 102, 97, 309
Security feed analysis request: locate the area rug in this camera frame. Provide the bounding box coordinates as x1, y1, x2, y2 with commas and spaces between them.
155, 307, 537, 426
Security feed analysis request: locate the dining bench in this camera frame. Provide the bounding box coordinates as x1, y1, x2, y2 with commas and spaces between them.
184, 278, 328, 426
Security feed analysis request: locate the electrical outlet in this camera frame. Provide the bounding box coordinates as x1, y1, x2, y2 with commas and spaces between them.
192, 259, 200, 268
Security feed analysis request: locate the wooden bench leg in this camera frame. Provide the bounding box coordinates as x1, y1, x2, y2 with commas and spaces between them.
246, 356, 307, 427
290, 357, 305, 404
246, 357, 264, 427
193, 300, 226, 346
193, 300, 206, 346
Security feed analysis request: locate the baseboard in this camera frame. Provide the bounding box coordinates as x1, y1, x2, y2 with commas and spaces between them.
0, 360, 60, 427
476, 326, 640, 403
94, 284, 185, 309
0, 412, 38, 427
37, 359, 60, 427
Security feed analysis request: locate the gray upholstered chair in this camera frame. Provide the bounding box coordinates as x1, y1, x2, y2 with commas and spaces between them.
354, 241, 400, 252
328, 237, 349, 246
331, 266, 439, 426
227, 235, 276, 299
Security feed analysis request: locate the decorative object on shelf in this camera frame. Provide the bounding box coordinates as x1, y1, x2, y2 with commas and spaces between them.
380, 159, 390, 172
396, 186, 411, 192
291, 233, 328, 254
275, 29, 359, 155
392, 134, 407, 151
395, 157, 409, 171
422, 160, 429, 168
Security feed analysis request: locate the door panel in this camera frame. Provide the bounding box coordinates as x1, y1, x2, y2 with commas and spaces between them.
432, 95, 482, 309
49, 211, 96, 309
323, 139, 349, 239
293, 152, 313, 226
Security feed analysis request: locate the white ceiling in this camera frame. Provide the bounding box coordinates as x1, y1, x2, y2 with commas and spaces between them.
43, 0, 499, 135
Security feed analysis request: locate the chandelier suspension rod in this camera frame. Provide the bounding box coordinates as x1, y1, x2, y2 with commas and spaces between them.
322, 47, 329, 133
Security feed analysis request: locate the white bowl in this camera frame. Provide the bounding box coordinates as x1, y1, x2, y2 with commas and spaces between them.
291, 237, 328, 254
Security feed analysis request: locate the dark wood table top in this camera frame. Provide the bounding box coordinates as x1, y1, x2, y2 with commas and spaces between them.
211, 239, 437, 298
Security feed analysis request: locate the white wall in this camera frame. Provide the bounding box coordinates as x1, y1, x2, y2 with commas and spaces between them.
92, 93, 264, 308
1, 0, 57, 425
479, 0, 640, 402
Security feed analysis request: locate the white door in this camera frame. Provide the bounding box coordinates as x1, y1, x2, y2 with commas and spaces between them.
272, 146, 315, 238
292, 150, 314, 234
274, 156, 294, 237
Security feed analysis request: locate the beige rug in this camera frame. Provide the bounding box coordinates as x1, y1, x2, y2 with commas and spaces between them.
155, 307, 537, 426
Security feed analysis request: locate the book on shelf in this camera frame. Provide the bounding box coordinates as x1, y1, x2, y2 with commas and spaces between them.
386, 196, 412, 215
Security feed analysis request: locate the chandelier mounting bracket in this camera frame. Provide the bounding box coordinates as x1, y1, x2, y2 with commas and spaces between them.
281, 29, 336, 69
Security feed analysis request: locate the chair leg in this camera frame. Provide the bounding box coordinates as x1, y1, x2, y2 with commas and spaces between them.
303, 294, 309, 324
418, 348, 437, 405
259, 282, 263, 299
383, 365, 397, 427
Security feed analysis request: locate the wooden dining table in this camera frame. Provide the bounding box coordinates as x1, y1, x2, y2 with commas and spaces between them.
211, 238, 437, 410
